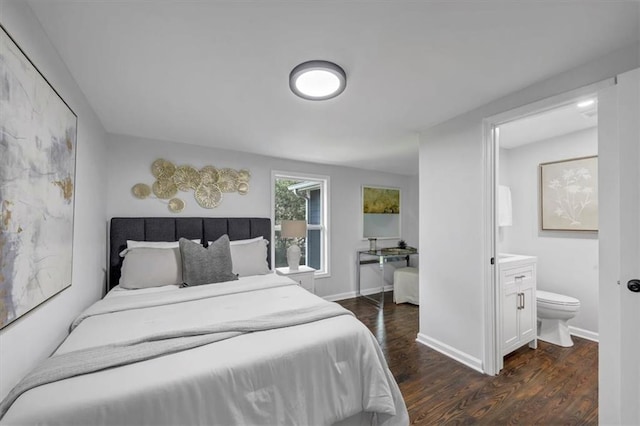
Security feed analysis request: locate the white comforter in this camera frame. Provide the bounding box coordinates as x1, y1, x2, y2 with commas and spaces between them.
1, 274, 409, 425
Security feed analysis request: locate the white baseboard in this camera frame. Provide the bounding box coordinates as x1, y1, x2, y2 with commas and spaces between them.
323, 285, 393, 302
569, 326, 599, 342
360, 285, 393, 296
416, 333, 484, 373
323, 291, 356, 302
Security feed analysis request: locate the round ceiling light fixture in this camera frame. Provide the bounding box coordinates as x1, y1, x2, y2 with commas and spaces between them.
289, 60, 346, 101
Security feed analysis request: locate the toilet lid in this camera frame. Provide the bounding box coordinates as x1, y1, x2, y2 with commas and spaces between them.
537, 290, 580, 306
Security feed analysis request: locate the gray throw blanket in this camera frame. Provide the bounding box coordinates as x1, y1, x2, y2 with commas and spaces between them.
0, 302, 353, 419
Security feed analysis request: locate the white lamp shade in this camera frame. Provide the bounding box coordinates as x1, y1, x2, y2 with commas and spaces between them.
281, 220, 307, 238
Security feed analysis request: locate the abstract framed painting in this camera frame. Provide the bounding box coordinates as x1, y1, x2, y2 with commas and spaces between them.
539, 155, 598, 232
0, 25, 78, 329
362, 185, 401, 239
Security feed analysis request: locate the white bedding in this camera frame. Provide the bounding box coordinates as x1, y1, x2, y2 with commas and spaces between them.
1, 274, 408, 425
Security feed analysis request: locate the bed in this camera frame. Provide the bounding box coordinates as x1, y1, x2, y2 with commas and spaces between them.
0, 217, 408, 425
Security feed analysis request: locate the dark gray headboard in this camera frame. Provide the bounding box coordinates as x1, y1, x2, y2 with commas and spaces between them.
109, 217, 271, 289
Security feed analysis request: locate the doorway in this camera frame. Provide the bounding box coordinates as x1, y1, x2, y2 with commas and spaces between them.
496, 99, 599, 371
481, 69, 639, 423
481, 79, 612, 376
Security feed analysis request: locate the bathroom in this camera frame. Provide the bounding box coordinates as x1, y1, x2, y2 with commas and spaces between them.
497, 99, 599, 347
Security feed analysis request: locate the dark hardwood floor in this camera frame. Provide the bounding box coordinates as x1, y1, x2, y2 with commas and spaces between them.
337, 292, 598, 425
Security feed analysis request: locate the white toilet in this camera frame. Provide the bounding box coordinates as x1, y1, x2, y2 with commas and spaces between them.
536, 290, 581, 347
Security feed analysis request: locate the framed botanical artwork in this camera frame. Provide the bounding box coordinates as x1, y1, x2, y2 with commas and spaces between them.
539, 155, 597, 231
0, 25, 78, 329
362, 185, 401, 239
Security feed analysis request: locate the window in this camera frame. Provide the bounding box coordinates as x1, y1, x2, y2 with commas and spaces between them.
272, 171, 329, 276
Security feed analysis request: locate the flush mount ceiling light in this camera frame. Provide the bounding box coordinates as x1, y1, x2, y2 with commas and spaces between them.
577, 99, 596, 108
289, 60, 346, 101
577, 98, 598, 118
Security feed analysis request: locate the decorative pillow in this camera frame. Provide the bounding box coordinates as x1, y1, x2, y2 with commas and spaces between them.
229, 239, 270, 277
180, 236, 238, 287
230, 236, 264, 246
119, 247, 182, 289
119, 239, 200, 257
209, 236, 264, 247
208, 237, 270, 277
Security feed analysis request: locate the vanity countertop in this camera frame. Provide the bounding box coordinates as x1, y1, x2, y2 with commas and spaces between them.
498, 253, 537, 265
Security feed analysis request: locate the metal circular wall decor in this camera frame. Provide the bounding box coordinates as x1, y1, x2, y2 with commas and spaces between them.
237, 169, 251, 182
237, 182, 249, 195
151, 158, 176, 179
168, 197, 185, 213
199, 165, 219, 184
173, 165, 201, 191
131, 183, 151, 199
217, 168, 239, 193
152, 178, 178, 199
134, 160, 250, 210
289, 60, 347, 101
195, 183, 222, 209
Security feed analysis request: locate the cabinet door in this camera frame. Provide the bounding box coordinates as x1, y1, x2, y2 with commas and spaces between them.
502, 284, 519, 354
513, 264, 536, 345
296, 274, 315, 293
519, 284, 536, 343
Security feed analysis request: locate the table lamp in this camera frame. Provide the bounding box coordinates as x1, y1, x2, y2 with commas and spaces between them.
281, 220, 307, 270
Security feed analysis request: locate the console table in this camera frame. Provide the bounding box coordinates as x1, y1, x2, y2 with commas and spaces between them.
356, 247, 418, 307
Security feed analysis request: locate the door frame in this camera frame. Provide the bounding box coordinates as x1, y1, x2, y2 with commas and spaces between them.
598, 68, 640, 425
481, 78, 614, 375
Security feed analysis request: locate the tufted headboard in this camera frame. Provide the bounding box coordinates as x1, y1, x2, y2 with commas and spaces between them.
109, 217, 271, 290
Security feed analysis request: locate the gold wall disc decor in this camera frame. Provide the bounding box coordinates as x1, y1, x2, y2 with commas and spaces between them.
173, 165, 201, 191
237, 182, 249, 195
199, 166, 219, 184
218, 168, 239, 193
168, 198, 185, 213
152, 178, 178, 199
237, 169, 251, 182
151, 159, 176, 179
195, 183, 222, 209
132, 183, 151, 199
134, 160, 250, 210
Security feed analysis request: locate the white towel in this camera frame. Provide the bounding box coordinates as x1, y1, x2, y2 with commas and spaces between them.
498, 185, 513, 227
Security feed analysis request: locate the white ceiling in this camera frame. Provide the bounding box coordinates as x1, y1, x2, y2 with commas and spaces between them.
28, 1, 639, 175
499, 99, 598, 149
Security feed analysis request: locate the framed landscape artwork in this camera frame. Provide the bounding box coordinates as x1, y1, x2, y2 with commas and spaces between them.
540, 156, 598, 232
0, 25, 78, 329
362, 185, 401, 239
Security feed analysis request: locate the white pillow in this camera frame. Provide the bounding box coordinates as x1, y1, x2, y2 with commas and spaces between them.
119, 247, 182, 289
208, 237, 264, 247
119, 239, 200, 257
229, 236, 264, 246
207, 237, 270, 277
230, 239, 270, 277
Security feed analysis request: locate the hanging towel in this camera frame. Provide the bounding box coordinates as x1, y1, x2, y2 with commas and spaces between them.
498, 185, 513, 227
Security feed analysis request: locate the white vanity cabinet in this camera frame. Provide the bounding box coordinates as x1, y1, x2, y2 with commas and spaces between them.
499, 254, 537, 356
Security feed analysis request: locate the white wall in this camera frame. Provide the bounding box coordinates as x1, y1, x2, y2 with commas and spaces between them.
418, 42, 639, 371
106, 134, 419, 299
0, 1, 108, 400
497, 148, 512, 251
501, 128, 598, 336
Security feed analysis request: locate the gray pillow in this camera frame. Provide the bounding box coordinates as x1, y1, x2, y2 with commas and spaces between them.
179, 235, 238, 287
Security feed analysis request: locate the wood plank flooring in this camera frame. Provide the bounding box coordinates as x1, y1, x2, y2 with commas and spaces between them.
337, 292, 598, 425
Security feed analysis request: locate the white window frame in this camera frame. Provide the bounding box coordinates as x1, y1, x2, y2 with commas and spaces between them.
271, 170, 330, 277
